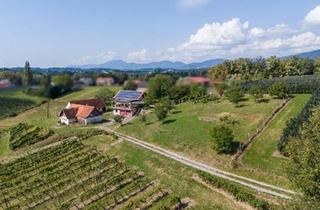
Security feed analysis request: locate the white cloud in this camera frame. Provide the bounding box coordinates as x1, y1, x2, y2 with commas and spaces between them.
304, 5, 320, 25
177, 0, 210, 8
73, 51, 115, 65
166, 18, 320, 61
127, 49, 150, 62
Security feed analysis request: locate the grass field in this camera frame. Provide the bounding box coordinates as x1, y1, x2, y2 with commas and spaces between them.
118, 96, 282, 168
84, 135, 267, 210
0, 88, 46, 119
241, 94, 310, 175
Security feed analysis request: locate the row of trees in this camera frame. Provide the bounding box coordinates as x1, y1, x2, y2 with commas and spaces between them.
287, 107, 320, 209
209, 56, 320, 83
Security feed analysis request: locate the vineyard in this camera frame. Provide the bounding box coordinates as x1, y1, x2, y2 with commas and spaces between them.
9, 123, 53, 150
0, 140, 183, 210
0, 97, 43, 119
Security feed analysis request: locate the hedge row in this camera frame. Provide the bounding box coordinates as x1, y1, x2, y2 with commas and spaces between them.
9, 123, 52, 150
198, 171, 275, 210
241, 75, 320, 94
278, 87, 320, 153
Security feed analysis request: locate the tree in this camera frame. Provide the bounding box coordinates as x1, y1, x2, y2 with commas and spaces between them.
95, 87, 115, 106
315, 57, 320, 75
225, 88, 245, 106
154, 102, 168, 122
22, 61, 33, 86
268, 82, 288, 99
209, 123, 234, 154
52, 74, 73, 91
266, 56, 283, 78
249, 86, 263, 102
123, 79, 137, 90
145, 74, 174, 104
287, 107, 320, 209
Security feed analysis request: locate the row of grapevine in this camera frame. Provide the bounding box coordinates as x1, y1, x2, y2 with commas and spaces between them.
9, 123, 52, 150
0, 140, 185, 210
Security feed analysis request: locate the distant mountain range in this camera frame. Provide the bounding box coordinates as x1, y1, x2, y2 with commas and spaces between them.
69, 49, 320, 71
69, 59, 226, 70
285, 49, 320, 60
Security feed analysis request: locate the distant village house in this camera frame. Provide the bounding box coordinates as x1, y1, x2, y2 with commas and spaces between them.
113, 90, 144, 117
96, 77, 114, 86
0, 79, 13, 89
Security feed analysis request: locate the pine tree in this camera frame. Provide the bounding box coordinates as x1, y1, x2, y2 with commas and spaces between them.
22, 61, 33, 86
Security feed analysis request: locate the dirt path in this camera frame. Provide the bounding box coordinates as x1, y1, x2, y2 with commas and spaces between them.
99, 126, 295, 200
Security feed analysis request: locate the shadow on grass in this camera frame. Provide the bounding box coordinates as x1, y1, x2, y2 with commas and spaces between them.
163, 119, 176, 124
171, 110, 182, 114
257, 98, 270, 103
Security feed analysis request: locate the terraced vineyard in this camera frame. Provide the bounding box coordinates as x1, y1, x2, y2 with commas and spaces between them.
0, 140, 183, 210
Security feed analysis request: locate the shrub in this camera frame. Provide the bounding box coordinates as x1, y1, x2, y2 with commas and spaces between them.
225, 88, 245, 107
114, 115, 124, 125
249, 86, 263, 102
198, 171, 273, 210
268, 83, 288, 99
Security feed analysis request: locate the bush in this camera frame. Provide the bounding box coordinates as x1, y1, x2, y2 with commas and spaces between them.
225, 88, 245, 106
249, 86, 263, 102
268, 83, 288, 99
114, 115, 124, 125
155, 102, 168, 122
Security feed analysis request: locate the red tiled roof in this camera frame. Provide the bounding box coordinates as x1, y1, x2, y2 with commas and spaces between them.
59, 105, 99, 120
76, 105, 95, 118
69, 98, 105, 110
189, 76, 210, 83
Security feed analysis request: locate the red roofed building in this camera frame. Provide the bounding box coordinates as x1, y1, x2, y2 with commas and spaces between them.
59, 98, 105, 125
96, 77, 114, 86
189, 76, 210, 86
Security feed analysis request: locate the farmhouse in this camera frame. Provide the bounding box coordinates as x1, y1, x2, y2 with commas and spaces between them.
113, 90, 144, 117
96, 77, 114, 86
59, 98, 105, 125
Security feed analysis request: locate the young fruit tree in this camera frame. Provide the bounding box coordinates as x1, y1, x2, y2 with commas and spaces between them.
209, 123, 234, 154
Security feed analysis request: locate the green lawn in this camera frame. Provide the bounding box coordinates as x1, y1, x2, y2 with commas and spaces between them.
118, 95, 282, 169
83, 135, 258, 210
241, 94, 310, 175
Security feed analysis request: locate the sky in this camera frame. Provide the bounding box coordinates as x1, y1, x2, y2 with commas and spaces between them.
0, 0, 320, 67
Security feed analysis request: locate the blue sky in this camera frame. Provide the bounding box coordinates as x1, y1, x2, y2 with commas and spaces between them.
0, 0, 320, 67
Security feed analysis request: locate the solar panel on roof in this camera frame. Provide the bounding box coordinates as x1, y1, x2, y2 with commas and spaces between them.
114, 91, 143, 101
